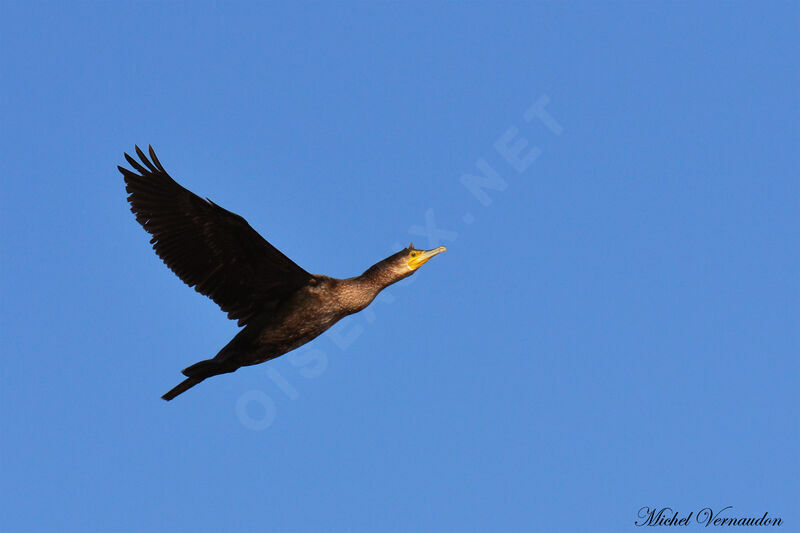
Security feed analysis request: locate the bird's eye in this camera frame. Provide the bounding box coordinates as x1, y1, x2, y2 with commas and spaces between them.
410, 252, 417, 257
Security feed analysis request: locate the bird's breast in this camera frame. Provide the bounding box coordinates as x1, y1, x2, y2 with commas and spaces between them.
254, 286, 349, 352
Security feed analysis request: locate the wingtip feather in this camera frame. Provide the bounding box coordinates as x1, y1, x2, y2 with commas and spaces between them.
148, 145, 165, 172
135, 145, 158, 172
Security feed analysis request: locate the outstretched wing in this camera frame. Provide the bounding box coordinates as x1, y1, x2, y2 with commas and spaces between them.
119, 145, 312, 326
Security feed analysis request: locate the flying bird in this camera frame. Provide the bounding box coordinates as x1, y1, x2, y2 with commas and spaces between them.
119, 146, 446, 401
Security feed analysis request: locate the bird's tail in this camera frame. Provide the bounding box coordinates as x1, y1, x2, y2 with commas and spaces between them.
181, 359, 220, 377
162, 376, 205, 401
161, 359, 224, 401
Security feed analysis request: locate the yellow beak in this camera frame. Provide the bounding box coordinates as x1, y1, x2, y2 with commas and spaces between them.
408, 246, 447, 270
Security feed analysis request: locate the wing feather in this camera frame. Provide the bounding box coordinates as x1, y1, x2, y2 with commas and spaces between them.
119, 145, 311, 326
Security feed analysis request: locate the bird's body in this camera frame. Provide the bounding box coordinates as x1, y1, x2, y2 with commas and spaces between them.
118, 146, 445, 401
210, 275, 383, 371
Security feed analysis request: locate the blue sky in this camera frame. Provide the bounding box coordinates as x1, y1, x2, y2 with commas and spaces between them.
1, 2, 797, 532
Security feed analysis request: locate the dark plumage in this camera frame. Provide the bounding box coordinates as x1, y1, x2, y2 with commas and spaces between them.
119, 146, 446, 401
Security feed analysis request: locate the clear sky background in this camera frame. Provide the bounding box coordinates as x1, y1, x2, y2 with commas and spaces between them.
1, 2, 797, 532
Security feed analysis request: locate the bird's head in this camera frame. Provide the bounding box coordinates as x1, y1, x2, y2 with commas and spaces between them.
364, 242, 447, 285
403, 242, 447, 272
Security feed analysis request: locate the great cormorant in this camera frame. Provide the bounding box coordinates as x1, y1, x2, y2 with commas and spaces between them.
118, 146, 446, 401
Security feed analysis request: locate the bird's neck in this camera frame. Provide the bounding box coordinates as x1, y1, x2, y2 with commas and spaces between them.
338, 262, 399, 313
358, 260, 401, 291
